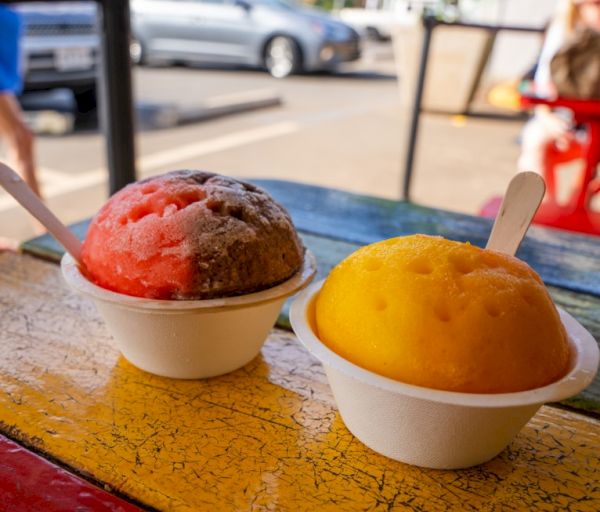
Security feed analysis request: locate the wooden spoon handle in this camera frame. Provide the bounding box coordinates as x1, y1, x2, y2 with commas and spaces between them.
0, 162, 83, 263
486, 172, 546, 256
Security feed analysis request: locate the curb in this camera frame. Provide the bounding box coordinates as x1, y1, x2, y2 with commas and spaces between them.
137, 89, 283, 129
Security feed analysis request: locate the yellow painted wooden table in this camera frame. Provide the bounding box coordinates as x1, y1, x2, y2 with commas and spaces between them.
1, 251, 599, 511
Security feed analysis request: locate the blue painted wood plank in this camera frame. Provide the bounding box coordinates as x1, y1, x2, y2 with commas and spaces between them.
254, 180, 600, 297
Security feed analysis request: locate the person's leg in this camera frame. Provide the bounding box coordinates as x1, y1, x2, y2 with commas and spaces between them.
6, 121, 38, 197
0, 92, 40, 196
0, 92, 46, 236
518, 107, 571, 174
518, 116, 549, 174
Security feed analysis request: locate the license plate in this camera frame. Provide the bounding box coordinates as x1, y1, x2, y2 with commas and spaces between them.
54, 47, 93, 71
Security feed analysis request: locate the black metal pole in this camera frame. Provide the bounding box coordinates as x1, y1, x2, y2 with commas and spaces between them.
463, 30, 497, 115
97, 0, 137, 194
402, 15, 435, 201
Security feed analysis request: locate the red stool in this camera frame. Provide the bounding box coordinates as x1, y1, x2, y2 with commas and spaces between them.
542, 138, 583, 204
480, 95, 600, 237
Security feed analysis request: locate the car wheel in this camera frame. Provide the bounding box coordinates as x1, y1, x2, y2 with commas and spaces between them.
73, 84, 98, 125
130, 38, 146, 65
72, 84, 97, 121
264, 36, 301, 78
366, 26, 390, 42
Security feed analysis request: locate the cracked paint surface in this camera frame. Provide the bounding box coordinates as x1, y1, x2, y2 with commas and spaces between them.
0, 252, 599, 511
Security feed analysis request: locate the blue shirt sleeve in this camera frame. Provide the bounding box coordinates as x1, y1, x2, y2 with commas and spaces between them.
0, 6, 23, 94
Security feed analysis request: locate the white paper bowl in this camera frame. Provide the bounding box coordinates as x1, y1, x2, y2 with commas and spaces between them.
62, 251, 316, 379
290, 280, 600, 469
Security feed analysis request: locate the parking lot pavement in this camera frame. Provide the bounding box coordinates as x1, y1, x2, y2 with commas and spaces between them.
1, 41, 524, 242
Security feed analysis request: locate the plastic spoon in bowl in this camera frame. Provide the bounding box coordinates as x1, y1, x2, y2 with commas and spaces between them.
0, 162, 83, 264
486, 171, 546, 256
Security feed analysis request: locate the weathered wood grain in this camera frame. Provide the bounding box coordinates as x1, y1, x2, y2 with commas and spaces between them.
0, 252, 599, 512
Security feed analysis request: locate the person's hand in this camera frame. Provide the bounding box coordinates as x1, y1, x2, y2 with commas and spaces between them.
536, 107, 574, 151
538, 109, 571, 139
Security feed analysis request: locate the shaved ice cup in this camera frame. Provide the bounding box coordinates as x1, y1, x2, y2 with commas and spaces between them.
62, 251, 316, 379
290, 280, 600, 469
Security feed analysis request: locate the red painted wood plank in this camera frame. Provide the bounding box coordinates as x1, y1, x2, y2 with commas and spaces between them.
0, 434, 141, 512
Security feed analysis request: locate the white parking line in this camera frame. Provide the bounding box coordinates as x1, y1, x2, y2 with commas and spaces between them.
37, 167, 71, 185
0, 121, 300, 212
138, 121, 299, 171
0, 166, 75, 210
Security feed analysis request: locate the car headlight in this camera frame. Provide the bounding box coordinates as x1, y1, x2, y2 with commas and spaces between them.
319, 45, 335, 61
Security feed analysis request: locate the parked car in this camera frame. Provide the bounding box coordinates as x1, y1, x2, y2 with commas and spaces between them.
17, 2, 100, 117
130, 0, 361, 78
337, 0, 437, 41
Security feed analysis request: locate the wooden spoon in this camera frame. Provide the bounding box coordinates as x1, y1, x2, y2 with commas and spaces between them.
486, 172, 546, 256
0, 162, 83, 264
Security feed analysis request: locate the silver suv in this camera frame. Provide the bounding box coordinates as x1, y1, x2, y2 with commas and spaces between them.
17, 2, 100, 116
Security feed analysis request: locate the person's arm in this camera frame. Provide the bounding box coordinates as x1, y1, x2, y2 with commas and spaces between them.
0, 92, 38, 196
534, 21, 566, 97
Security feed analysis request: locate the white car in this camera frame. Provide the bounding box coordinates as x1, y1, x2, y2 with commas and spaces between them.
337, 0, 436, 41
